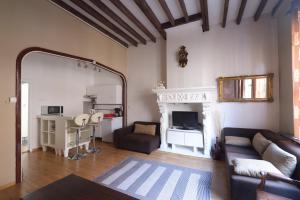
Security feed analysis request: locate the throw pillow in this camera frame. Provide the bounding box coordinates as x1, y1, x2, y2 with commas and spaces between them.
225, 136, 251, 146
262, 143, 297, 177
252, 132, 272, 155
134, 124, 156, 136
232, 158, 284, 178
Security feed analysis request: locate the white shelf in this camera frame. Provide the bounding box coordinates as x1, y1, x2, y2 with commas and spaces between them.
39, 116, 92, 157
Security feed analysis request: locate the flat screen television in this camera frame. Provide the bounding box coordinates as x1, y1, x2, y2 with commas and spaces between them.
172, 111, 199, 130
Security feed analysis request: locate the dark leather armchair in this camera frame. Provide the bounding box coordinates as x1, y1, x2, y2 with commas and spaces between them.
113, 121, 161, 154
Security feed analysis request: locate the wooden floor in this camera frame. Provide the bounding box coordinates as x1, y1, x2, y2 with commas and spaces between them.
0, 142, 229, 200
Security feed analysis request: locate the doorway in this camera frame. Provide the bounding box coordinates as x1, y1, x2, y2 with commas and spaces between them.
16, 47, 128, 183
21, 82, 29, 153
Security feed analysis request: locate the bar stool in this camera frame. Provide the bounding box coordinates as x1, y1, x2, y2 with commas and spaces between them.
69, 114, 90, 160
88, 112, 104, 153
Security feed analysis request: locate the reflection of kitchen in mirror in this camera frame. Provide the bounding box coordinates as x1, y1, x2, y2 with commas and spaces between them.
217, 74, 273, 102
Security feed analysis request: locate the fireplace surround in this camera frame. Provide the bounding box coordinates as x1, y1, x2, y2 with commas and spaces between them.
153, 87, 217, 157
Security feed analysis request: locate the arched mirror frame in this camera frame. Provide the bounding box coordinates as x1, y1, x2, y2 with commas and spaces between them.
15, 47, 127, 183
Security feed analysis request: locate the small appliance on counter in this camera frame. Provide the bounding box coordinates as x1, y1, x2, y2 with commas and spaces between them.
114, 107, 122, 117
41, 106, 63, 116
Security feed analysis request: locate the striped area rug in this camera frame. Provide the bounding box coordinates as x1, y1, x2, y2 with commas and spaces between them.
95, 157, 212, 200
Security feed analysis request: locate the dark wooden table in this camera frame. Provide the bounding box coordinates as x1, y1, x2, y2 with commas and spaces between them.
21, 174, 138, 200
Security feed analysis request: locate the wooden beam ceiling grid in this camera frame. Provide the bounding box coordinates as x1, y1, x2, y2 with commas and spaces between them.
90, 0, 147, 44
236, 0, 247, 25
161, 13, 202, 29
50, 0, 129, 47
254, 0, 268, 21
109, 0, 156, 43
222, 0, 229, 28
158, 0, 175, 26
272, 0, 283, 16
178, 0, 189, 22
70, 0, 138, 46
51, 0, 291, 47
134, 0, 166, 40
200, 0, 209, 31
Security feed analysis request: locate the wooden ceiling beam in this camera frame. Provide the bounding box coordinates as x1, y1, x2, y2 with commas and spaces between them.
200, 0, 209, 31
236, 0, 247, 25
90, 0, 146, 45
162, 13, 202, 29
70, 0, 138, 46
158, 0, 175, 26
272, 0, 283, 16
134, 0, 166, 40
222, 0, 229, 28
50, 0, 128, 47
109, 0, 156, 43
178, 0, 189, 22
254, 0, 268, 21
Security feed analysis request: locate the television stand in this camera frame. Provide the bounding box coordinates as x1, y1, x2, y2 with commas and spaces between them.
166, 128, 204, 156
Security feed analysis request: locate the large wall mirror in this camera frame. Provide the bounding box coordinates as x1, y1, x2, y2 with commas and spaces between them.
217, 73, 273, 102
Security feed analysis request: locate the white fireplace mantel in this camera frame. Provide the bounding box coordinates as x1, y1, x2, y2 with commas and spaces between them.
153, 87, 217, 157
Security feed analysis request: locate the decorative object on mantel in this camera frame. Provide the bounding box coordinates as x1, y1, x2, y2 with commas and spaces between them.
152, 87, 217, 158
156, 80, 166, 89
178, 45, 188, 68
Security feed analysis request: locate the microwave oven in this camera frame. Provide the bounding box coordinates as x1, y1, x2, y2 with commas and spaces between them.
41, 106, 63, 116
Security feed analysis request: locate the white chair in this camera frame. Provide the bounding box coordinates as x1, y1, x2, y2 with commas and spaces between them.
69, 114, 90, 160
87, 112, 104, 153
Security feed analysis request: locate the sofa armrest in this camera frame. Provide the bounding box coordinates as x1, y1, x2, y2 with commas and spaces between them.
258, 172, 300, 190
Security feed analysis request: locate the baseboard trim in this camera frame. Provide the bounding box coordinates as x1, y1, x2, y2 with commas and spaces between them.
0, 182, 15, 191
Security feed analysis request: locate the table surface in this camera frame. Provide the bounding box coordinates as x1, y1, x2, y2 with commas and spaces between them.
21, 174, 138, 200
256, 190, 291, 200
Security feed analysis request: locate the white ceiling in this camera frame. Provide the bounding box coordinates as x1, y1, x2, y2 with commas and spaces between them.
53, 0, 292, 46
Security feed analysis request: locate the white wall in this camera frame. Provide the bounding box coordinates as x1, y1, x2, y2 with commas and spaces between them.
127, 39, 166, 124
165, 15, 279, 131
22, 52, 122, 149
127, 15, 280, 132
277, 14, 293, 134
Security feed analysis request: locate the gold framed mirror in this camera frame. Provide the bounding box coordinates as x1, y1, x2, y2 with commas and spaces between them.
217, 73, 273, 102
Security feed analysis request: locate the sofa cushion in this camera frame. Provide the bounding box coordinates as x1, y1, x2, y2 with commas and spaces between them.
226, 151, 261, 166
232, 158, 283, 178
277, 139, 300, 180
225, 144, 259, 156
252, 132, 272, 155
263, 143, 297, 177
133, 124, 156, 136
225, 136, 251, 146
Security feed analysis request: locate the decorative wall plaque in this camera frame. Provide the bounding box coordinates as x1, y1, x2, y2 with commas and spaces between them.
178, 46, 188, 68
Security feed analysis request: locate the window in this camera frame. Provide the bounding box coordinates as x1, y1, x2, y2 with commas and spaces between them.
292, 11, 300, 139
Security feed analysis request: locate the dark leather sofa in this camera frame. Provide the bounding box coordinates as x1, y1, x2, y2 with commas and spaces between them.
221, 127, 300, 200
113, 121, 160, 154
